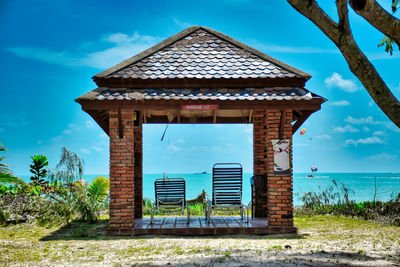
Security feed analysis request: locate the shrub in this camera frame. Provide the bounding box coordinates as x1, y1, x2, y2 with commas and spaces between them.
295, 179, 400, 226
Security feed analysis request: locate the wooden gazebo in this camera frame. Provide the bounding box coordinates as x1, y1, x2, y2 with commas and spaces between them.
76, 26, 325, 235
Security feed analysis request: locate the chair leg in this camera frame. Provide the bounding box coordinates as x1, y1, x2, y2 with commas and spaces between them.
187, 207, 190, 224
240, 206, 244, 220
150, 207, 154, 224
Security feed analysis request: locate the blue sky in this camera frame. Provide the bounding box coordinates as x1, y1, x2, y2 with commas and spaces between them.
0, 0, 399, 175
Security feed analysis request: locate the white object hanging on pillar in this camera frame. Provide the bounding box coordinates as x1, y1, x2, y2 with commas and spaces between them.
272, 139, 290, 175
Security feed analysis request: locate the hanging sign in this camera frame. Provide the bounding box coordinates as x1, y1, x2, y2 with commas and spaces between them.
181, 104, 219, 110
272, 139, 290, 175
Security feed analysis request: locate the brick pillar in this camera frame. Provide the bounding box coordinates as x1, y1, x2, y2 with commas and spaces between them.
253, 109, 295, 229
134, 122, 143, 218
108, 109, 135, 235
253, 111, 269, 217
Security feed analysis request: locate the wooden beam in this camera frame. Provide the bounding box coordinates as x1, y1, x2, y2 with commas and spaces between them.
177, 110, 181, 123
292, 110, 314, 134
142, 116, 254, 124
279, 109, 286, 139
167, 110, 176, 122
213, 110, 217, 123
143, 110, 147, 123
249, 110, 253, 123
78, 99, 323, 111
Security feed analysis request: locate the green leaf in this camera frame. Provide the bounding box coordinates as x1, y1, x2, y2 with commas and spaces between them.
87, 176, 110, 202
392, 0, 399, 13
378, 36, 395, 55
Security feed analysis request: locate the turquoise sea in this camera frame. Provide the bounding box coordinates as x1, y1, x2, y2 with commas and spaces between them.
19, 173, 400, 206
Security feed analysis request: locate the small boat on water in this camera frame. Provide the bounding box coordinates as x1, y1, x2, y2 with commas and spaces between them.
307, 174, 313, 177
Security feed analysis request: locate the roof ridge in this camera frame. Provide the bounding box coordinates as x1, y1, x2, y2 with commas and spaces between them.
93, 26, 311, 81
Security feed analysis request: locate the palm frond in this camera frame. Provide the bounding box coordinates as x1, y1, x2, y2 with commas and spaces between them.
0, 174, 24, 184
87, 176, 109, 202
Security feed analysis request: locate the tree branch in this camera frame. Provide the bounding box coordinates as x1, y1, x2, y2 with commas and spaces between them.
336, 0, 351, 32
350, 0, 400, 46
287, 0, 400, 128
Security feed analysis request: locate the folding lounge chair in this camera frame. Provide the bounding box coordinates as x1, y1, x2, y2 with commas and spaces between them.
151, 178, 190, 224
205, 163, 246, 223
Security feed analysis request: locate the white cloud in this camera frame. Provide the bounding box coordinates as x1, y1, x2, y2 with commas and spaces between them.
324, 72, 359, 93
62, 129, 72, 135
316, 134, 333, 140
344, 116, 399, 132
344, 116, 378, 125
37, 140, 43, 145
173, 18, 192, 29
345, 136, 384, 146
5, 32, 160, 69
0, 111, 28, 128
80, 148, 91, 154
363, 126, 370, 132
243, 126, 252, 133
99, 132, 108, 139
386, 123, 400, 132
333, 125, 359, 133
331, 100, 350, 106
52, 135, 63, 142
85, 120, 95, 128
373, 131, 385, 136
368, 153, 397, 160
253, 41, 338, 54
52, 123, 81, 143
177, 139, 185, 143
168, 145, 180, 152
90, 146, 103, 152
368, 101, 374, 107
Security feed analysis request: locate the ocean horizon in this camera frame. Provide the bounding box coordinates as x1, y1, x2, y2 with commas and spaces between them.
18, 172, 400, 206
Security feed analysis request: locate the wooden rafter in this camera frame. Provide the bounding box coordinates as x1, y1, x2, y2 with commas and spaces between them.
292, 110, 314, 134
279, 109, 286, 139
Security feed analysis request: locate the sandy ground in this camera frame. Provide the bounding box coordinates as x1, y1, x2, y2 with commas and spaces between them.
1, 216, 399, 266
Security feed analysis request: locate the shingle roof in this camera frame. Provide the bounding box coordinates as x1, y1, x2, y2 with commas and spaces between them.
77, 87, 319, 102
93, 26, 311, 82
